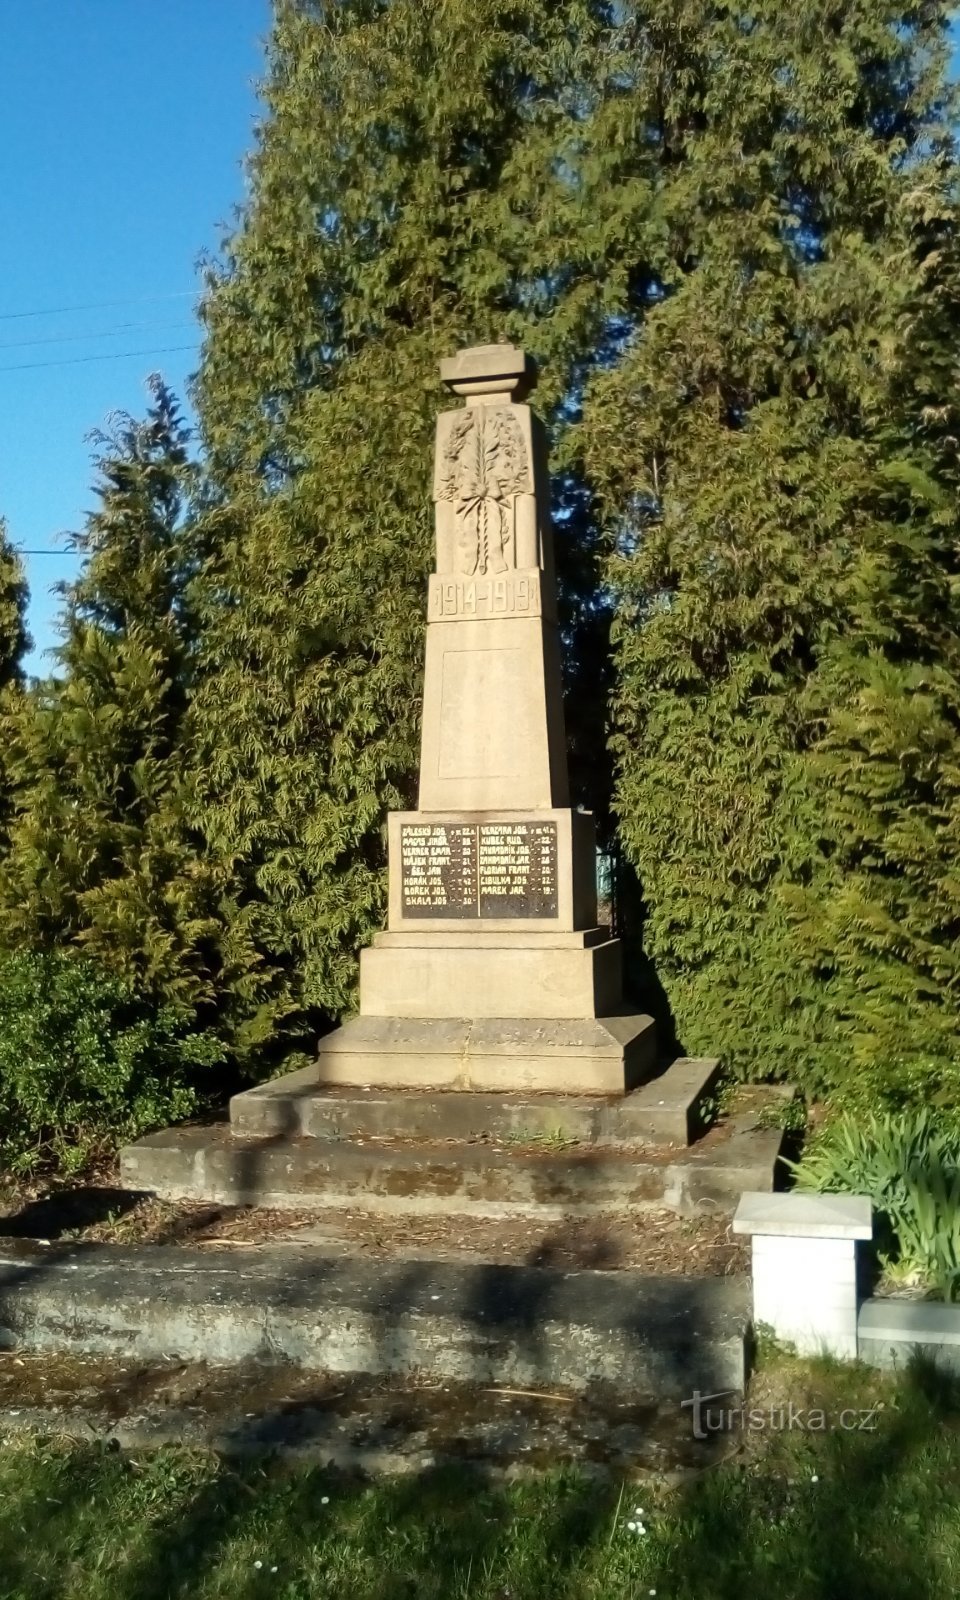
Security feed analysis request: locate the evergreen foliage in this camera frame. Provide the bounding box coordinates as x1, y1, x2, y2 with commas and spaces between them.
0, 518, 30, 842
578, 1, 960, 1103
0, 381, 262, 1044
0, 949, 222, 1176
190, 0, 636, 1030
1, 2, 955, 1123
0, 518, 29, 692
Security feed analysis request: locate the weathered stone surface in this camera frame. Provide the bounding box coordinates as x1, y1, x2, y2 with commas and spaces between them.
734, 1192, 873, 1240
438, 341, 535, 398
120, 1114, 783, 1220
310, 1013, 657, 1093
422, 351, 565, 813
858, 1297, 960, 1375
419, 619, 569, 812
230, 1055, 720, 1148
359, 940, 622, 1021
0, 1357, 739, 1474
0, 1240, 749, 1398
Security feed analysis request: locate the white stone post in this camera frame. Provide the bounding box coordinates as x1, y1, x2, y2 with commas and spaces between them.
733, 1192, 873, 1360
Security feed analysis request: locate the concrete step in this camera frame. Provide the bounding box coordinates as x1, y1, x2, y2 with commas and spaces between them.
310, 1013, 659, 1094
0, 1240, 749, 1400
121, 1112, 783, 1221
230, 1056, 722, 1148
0, 1357, 735, 1475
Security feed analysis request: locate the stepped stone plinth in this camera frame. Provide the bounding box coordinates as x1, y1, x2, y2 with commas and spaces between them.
301, 342, 651, 1093
121, 344, 780, 1241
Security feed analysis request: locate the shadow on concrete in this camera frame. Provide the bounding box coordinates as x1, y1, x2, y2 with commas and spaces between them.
0, 1357, 958, 1598
2, 1105, 958, 1597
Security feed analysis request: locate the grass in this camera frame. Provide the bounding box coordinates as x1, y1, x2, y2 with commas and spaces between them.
1, 1356, 960, 1599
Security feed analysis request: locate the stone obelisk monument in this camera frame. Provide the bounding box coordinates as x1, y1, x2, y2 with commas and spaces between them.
315, 343, 655, 1092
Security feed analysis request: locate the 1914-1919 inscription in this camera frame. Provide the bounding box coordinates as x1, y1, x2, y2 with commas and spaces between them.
400, 821, 558, 919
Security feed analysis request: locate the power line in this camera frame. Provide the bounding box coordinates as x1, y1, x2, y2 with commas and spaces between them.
0, 320, 195, 353
15, 550, 80, 557
0, 290, 198, 323
0, 343, 198, 374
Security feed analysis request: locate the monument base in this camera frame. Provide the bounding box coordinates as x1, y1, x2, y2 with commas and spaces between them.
359, 933, 622, 1019
312, 1011, 658, 1094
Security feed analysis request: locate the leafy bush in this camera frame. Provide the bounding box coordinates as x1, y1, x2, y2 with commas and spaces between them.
0, 951, 224, 1177
791, 1111, 960, 1301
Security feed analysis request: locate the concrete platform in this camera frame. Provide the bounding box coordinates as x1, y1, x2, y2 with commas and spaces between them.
311, 1012, 658, 1093
0, 1241, 750, 1399
231, 1056, 721, 1147
120, 1112, 783, 1220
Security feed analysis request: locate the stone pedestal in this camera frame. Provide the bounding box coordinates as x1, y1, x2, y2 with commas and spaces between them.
733, 1193, 873, 1360
120, 342, 782, 1271
313, 340, 651, 1094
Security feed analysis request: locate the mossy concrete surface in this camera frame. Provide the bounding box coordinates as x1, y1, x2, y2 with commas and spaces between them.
0, 1240, 749, 1398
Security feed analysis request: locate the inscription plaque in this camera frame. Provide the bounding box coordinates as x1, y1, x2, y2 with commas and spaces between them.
478, 821, 558, 918
399, 820, 559, 919
428, 570, 542, 620
400, 823, 477, 918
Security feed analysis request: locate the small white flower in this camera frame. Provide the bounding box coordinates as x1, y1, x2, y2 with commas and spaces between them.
636, 1523, 647, 1536
811, 1474, 819, 1484
320, 1495, 330, 1505
626, 1520, 637, 1532
649, 1590, 657, 1596
254, 1560, 263, 1570
634, 1506, 645, 1516
270, 1567, 278, 1574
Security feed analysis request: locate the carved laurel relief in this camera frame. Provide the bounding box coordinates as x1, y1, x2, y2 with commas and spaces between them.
438, 407, 532, 576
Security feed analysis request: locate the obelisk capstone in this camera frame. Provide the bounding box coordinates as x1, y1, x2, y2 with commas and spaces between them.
314, 343, 655, 1091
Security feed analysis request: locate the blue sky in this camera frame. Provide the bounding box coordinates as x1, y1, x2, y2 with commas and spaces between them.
2, 8, 957, 675
0, 1, 268, 673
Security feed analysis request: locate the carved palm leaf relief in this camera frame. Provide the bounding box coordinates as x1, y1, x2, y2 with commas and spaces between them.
438, 408, 531, 576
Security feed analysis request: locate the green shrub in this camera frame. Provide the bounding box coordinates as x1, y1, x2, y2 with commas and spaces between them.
0, 951, 224, 1177
791, 1111, 960, 1301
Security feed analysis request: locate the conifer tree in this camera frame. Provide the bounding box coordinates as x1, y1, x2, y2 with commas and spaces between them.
191, 0, 960, 1107
190, 0, 639, 1028
577, 1, 960, 1103
0, 519, 30, 843
0, 381, 267, 1042
0, 520, 28, 691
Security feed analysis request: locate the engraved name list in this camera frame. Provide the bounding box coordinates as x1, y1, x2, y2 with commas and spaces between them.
400, 821, 558, 919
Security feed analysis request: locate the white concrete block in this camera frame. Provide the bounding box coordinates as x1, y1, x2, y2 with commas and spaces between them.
752, 1235, 856, 1268
784, 1327, 859, 1360
734, 1191, 872, 1239
742, 1194, 868, 1361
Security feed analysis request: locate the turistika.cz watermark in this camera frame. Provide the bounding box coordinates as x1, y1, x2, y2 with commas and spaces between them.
682, 1389, 884, 1440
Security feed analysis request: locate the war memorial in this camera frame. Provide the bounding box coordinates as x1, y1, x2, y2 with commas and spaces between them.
1, 348, 789, 1432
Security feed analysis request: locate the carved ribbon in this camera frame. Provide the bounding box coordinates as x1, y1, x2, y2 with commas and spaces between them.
438, 407, 532, 576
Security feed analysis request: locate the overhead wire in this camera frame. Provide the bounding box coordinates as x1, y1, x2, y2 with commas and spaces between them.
0, 320, 196, 352
0, 289, 198, 322
0, 343, 199, 374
